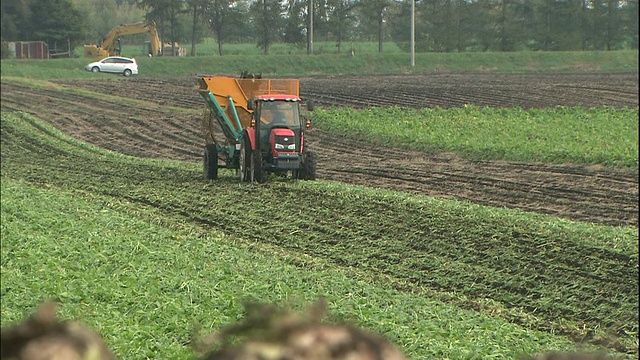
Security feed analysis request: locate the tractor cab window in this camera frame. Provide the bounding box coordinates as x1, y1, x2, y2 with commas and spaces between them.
259, 101, 299, 128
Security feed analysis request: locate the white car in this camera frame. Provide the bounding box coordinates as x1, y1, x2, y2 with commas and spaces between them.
85, 56, 138, 77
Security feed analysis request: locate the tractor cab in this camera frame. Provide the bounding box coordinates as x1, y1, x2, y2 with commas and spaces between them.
257, 99, 301, 127
251, 96, 308, 172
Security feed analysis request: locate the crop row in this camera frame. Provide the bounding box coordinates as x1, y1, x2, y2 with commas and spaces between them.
1, 111, 637, 355
312, 105, 639, 168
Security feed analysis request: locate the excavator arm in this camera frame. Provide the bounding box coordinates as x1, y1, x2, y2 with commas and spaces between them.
84, 20, 162, 58
146, 23, 161, 57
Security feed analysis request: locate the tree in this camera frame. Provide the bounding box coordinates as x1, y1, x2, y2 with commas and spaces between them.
72, 0, 147, 47
1, 0, 31, 41
579, 0, 625, 50
138, 0, 187, 55
203, 0, 235, 56
138, 0, 170, 47
355, 0, 391, 53
167, 0, 187, 55
602, 0, 625, 50
388, 0, 412, 51
623, 0, 638, 49
28, 0, 89, 51
223, 1, 254, 43
325, 0, 359, 52
419, 0, 462, 52
282, 0, 307, 49
202, 0, 250, 56
249, 0, 284, 55
470, 0, 527, 52
188, 0, 206, 56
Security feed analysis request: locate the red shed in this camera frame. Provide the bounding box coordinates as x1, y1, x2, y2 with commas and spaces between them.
12, 41, 50, 59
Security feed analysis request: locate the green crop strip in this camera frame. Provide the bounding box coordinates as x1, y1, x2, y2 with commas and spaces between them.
3, 177, 603, 359
312, 106, 639, 168
1, 110, 637, 358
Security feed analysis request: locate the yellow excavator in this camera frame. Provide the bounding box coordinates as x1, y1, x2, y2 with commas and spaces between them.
83, 20, 162, 58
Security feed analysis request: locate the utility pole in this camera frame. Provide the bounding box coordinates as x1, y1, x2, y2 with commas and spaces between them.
308, 0, 314, 54
411, 0, 415, 67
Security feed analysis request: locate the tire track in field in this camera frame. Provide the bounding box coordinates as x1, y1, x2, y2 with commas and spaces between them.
1, 82, 202, 161
301, 73, 639, 109
307, 130, 638, 227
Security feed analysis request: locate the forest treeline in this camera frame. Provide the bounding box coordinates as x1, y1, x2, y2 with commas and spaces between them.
1, 0, 638, 58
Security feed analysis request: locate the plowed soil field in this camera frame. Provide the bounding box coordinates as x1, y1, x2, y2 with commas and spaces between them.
1, 72, 638, 227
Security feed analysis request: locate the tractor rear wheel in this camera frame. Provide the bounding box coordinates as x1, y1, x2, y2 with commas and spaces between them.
240, 137, 265, 183
204, 144, 218, 180
298, 150, 317, 180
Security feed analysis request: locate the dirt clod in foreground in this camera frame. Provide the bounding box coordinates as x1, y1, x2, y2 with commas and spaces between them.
0, 301, 117, 360
2, 301, 618, 360
195, 300, 408, 360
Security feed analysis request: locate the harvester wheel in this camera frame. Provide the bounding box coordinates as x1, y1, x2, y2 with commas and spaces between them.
204, 144, 218, 180
299, 150, 317, 180
253, 150, 265, 183
239, 138, 250, 182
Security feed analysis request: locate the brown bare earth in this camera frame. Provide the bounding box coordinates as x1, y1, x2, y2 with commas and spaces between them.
1, 73, 637, 227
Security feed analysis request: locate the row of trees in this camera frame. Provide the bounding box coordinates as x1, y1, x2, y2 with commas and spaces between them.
1, 0, 638, 57
404, 0, 639, 52
2, 0, 87, 52
136, 0, 640, 55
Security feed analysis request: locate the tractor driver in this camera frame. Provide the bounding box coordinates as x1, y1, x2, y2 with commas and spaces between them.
261, 103, 292, 126
271, 108, 288, 125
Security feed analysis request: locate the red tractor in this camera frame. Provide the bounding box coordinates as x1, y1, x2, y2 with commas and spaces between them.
198, 73, 316, 182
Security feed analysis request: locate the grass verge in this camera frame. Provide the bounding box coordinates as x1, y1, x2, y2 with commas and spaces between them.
1, 49, 638, 79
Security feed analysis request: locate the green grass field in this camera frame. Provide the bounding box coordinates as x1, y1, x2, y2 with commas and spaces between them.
1, 51, 638, 359
149, 40, 405, 56
2, 47, 638, 79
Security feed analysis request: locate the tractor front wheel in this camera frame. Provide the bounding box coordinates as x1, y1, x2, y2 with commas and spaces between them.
240, 137, 265, 183
253, 149, 265, 183
298, 150, 317, 180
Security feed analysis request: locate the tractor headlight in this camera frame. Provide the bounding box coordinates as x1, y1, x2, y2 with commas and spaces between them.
275, 144, 296, 150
